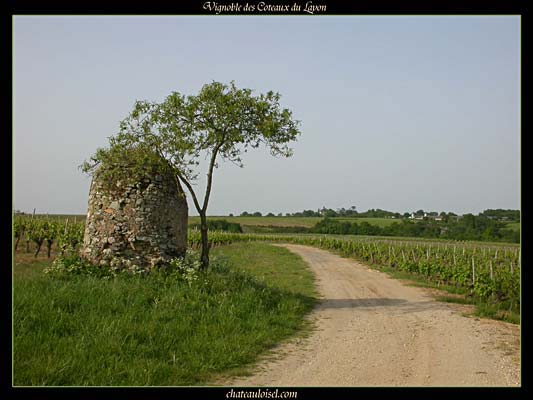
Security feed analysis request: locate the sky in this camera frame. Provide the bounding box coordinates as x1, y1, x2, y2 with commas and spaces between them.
13, 15, 520, 216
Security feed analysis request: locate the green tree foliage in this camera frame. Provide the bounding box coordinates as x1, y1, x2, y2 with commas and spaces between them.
480, 209, 520, 221
83, 81, 300, 268
311, 216, 519, 243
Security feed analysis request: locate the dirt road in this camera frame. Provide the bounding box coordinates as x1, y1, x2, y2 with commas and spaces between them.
226, 244, 520, 387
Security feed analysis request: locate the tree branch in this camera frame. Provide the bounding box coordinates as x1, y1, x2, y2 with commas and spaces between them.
175, 171, 202, 215
148, 138, 203, 216
202, 138, 225, 212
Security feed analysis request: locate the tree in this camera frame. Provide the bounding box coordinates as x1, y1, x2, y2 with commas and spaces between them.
83, 81, 300, 269
302, 209, 318, 217
323, 209, 338, 218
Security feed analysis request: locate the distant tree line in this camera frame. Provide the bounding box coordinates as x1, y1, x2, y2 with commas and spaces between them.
311, 215, 519, 243
192, 209, 519, 243
236, 207, 519, 222
479, 209, 520, 221
197, 215, 519, 243
239, 211, 284, 217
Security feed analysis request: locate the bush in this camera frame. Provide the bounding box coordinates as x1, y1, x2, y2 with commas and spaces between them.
44, 250, 203, 282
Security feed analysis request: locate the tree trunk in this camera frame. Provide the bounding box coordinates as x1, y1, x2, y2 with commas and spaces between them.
46, 239, 53, 258
34, 240, 43, 257
199, 213, 210, 270
15, 236, 20, 251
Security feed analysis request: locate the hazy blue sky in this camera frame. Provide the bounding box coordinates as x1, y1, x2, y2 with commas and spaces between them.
13, 16, 520, 216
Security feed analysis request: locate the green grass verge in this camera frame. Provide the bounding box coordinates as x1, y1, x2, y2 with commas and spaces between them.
13, 243, 316, 386
434, 295, 472, 305
435, 295, 520, 324
211, 242, 318, 299
386, 274, 517, 324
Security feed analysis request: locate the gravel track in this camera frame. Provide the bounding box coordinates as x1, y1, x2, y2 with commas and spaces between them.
226, 244, 520, 387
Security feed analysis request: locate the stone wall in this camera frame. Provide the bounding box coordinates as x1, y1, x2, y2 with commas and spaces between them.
81, 169, 188, 272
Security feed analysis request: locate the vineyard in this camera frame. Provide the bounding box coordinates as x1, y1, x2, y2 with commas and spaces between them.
14, 216, 85, 258
14, 216, 520, 314
189, 231, 521, 311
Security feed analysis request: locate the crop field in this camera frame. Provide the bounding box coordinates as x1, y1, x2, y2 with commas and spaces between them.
14, 216, 520, 316
12, 214, 521, 385
29, 214, 403, 229
190, 231, 521, 319
23, 214, 430, 231
13, 213, 521, 326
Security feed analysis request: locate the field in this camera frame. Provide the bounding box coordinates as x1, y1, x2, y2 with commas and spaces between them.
188, 215, 322, 227
190, 231, 521, 320
506, 222, 520, 231
13, 242, 316, 385
12, 215, 521, 385
22, 213, 515, 320
189, 216, 404, 228
25, 214, 403, 229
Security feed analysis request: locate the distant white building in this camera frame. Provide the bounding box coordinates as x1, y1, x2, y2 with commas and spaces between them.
410, 212, 443, 221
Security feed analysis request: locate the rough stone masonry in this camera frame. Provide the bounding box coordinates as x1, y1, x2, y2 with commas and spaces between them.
81, 168, 188, 272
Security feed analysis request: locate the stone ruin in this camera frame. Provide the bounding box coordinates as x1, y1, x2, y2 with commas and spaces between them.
81, 166, 188, 272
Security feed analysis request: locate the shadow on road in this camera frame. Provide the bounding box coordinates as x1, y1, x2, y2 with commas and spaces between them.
318, 298, 450, 313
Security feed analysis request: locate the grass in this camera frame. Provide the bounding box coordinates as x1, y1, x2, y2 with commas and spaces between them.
211, 242, 317, 298
434, 295, 474, 305
389, 274, 519, 324
474, 302, 521, 324
505, 222, 520, 231
13, 243, 317, 386
435, 295, 520, 324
